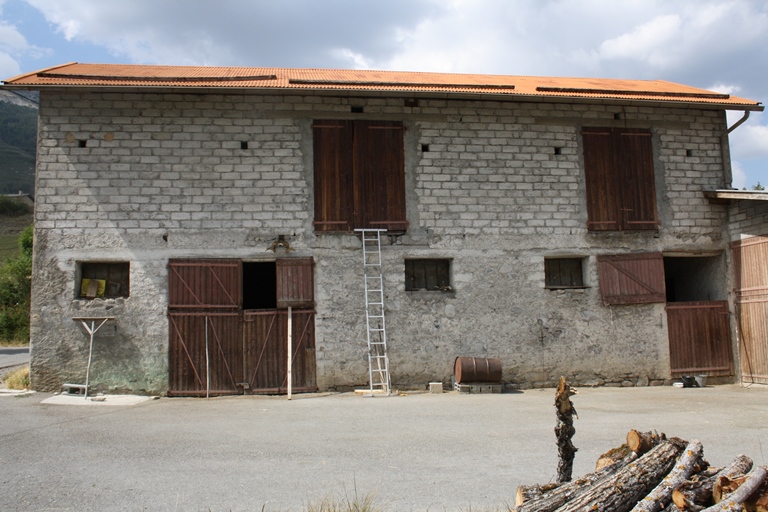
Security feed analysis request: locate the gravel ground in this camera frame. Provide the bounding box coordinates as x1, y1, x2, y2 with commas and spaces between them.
0, 384, 766, 511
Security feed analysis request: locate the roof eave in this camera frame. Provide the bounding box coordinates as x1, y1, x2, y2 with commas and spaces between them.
1, 82, 762, 111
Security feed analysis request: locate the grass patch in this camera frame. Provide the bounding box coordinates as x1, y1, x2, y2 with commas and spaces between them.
305, 492, 383, 512
0, 234, 19, 260
0, 212, 33, 258
3, 365, 29, 389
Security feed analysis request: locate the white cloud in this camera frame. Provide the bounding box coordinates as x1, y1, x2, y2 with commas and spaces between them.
23, 0, 437, 67
732, 160, 747, 190
709, 83, 742, 95
0, 15, 48, 78
598, 15, 682, 65
332, 49, 374, 70
730, 123, 768, 160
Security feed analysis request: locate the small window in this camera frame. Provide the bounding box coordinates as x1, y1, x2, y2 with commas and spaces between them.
79, 262, 130, 299
405, 259, 451, 291
545, 258, 585, 288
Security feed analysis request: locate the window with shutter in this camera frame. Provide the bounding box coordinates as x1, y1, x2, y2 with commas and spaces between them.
544, 258, 585, 288
597, 252, 666, 305
404, 259, 452, 291
313, 120, 408, 233
582, 127, 658, 231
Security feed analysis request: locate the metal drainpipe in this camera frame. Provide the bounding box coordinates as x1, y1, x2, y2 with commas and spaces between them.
722, 110, 750, 189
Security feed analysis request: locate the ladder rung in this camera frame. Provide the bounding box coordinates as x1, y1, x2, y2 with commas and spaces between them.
360, 230, 390, 395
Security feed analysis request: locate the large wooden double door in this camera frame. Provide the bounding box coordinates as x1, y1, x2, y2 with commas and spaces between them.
167, 259, 317, 396
732, 237, 768, 384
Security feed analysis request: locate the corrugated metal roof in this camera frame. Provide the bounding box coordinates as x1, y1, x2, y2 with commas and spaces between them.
2, 62, 762, 109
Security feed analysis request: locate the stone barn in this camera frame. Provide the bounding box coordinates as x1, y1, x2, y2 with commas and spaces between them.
2, 63, 766, 395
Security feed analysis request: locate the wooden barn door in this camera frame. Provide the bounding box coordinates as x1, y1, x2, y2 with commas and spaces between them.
168, 260, 243, 396
168, 258, 316, 396
598, 252, 734, 377
666, 302, 733, 377
243, 309, 316, 393
243, 258, 317, 393
732, 237, 768, 384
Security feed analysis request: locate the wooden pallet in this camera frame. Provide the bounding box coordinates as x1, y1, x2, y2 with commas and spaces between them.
454, 382, 502, 394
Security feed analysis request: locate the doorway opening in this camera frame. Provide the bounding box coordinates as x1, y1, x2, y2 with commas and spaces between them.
663, 254, 725, 302
242, 261, 276, 310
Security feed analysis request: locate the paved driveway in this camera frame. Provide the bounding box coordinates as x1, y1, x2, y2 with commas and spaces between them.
0, 346, 28, 371
0, 385, 766, 511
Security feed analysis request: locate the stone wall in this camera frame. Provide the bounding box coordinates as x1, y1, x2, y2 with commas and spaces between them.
30, 91, 732, 393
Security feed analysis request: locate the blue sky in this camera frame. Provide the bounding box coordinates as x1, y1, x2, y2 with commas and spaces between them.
1, 0, 766, 188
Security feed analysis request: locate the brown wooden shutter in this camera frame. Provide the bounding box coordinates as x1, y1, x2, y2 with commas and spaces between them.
313, 121, 354, 232
168, 259, 242, 309
276, 257, 314, 309
597, 252, 666, 305
582, 127, 658, 231
582, 128, 621, 231
616, 129, 658, 230
355, 121, 408, 231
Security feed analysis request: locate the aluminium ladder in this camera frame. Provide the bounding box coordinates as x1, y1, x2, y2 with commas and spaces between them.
355, 229, 392, 396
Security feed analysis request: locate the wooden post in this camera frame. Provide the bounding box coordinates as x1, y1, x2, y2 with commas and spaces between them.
555, 376, 578, 484
205, 315, 210, 400
287, 307, 292, 400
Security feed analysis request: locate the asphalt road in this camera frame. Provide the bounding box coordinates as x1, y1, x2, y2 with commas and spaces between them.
0, 347, 28, 371
0, 385, 767, 511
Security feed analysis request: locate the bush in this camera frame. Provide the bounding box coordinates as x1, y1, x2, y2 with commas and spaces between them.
3, 365, 29, 389
0, 224, 32, 344
0, 197, 32, 216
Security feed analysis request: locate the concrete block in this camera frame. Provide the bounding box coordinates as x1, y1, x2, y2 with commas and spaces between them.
428, 382, 443, 394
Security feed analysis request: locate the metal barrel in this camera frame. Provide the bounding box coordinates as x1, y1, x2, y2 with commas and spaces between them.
454, 357, 502, 384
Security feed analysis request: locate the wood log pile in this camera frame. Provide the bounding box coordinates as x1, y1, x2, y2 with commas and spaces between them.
515, 379, 767, 511
515, 428, 768, 512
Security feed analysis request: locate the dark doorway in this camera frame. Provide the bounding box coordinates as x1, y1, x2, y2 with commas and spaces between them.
663, 255, 725, 302
243, 262, 276, 310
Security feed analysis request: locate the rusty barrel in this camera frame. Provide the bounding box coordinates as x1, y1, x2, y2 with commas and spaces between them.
454, 357, 502, 384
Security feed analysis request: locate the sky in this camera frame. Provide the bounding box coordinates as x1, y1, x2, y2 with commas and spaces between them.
0, 0, 766, 188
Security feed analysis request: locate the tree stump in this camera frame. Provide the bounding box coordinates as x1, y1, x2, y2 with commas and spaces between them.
554, 376, 577, 484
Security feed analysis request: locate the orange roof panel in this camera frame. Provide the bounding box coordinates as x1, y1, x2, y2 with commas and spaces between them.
2, 62, 762, 110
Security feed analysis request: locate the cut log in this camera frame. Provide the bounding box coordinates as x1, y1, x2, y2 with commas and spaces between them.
705, 466, 768, 512
631, 439, 704, 512
555, 438, 687, 512
515, 483, 557, 506
554, 376, 578, 484
715, 475, 752, 504
627, 429, 667, 455
515, 452, 638, 512
596, 443, 634, 470
672, 455, 753, 511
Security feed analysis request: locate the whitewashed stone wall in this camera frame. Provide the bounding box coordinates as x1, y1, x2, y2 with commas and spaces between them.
30, 91, 732, 393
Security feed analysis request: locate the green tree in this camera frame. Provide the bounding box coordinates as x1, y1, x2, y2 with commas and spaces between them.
0, 224, 32, 344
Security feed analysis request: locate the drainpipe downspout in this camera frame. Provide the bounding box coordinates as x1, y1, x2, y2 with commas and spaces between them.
722, 110, 750, 189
